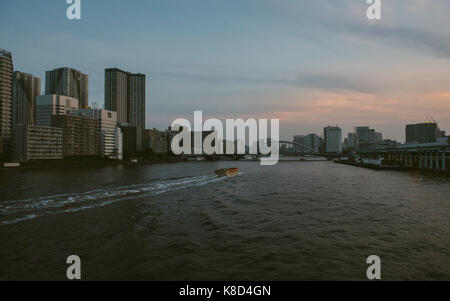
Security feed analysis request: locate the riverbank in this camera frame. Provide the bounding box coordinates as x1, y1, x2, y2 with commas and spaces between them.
0, 156, 186, 171
334, 159, 450, 174
334, 160, 403, 170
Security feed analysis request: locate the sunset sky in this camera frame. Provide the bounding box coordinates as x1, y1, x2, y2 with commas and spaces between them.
1, 0, 450, 142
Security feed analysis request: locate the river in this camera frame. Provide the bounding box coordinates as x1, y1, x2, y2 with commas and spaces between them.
0, 160, 449, 280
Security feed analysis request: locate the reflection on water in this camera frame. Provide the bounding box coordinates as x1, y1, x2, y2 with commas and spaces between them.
0, 161, 449, 280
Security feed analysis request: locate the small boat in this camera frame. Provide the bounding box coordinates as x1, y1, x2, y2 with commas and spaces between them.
215, 167, 239, 176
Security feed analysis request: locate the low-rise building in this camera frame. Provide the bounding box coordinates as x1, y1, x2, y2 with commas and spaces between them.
68, 109, 122, 159
14, 125, 63, 161
52, 115, 98, 157
143, 128, 168, 154
100, 127, 123, 160
36, 95, 79, 127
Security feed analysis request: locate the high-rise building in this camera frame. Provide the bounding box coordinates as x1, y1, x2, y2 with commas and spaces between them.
105, 68, 146, 128
293, 135, 306, 152
36, 95, 79, 127
347, 133, 356, 148
105, 68, 128, 124
12, 71, 41, 126
355, 126, 377, 150
45, 67, 88, 108
128, 73, 145, 128
323, 126, 342, 153
305, 134, 320, 153
14, 125, 63, 161
375, 132, 383, 143
52, 114, 98, 157
0, 49, 13, 157
406, 123, 440, 144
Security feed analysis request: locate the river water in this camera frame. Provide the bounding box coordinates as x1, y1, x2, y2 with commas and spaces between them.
0, 160, 449, 280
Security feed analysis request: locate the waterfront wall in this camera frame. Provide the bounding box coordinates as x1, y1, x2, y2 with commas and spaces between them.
357, 146, 449, 173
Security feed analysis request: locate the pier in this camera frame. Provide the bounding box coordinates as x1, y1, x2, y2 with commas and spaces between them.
354, 143, 449, 173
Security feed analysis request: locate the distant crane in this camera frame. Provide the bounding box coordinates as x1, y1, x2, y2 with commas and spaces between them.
426, 116, 437, 124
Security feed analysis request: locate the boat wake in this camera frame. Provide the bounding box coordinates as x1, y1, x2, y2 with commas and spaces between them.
0, 175, 226, 225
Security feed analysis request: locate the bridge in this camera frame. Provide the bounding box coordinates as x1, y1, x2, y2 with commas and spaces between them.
182, 140, 341, 160
277, 140, 339, 159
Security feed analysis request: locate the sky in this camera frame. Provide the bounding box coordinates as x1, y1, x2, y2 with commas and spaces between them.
1, 0, 450, 142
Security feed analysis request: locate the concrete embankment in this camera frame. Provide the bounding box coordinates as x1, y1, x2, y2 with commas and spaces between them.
334, 160, 450, 174
0, 158, 124, 171
334, 160, 403, 170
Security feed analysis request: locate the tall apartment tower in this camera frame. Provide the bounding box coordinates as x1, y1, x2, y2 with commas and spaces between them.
128, 73, 146, 128
0, 49, 14, 157
105, 68, 146, 128
45, 67, 89, 109
12, 71, 41, 126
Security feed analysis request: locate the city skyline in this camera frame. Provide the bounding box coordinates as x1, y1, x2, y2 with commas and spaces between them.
1, 48, 447, 147
1, 0, 450, 141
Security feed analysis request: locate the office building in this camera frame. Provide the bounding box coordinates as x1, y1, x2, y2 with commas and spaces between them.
36, 95, 79, 127
14, 125, 63, 161
305, 134, 320, 153
373, 139, 398, 150
375, 132, 383, 143
406, 123, 440, 144
12, 71, 41, 126
105, 68, 146, 128
45, 67, 88, 108
323, 126, 342, 153
347, 133, 356, 148
293, 135, 306, 152
355, 126, 378, 150
0, 49, 13, 157
52, 114, 98, 157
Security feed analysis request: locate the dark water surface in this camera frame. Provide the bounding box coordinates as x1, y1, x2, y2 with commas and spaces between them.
0, 160, 449, 280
